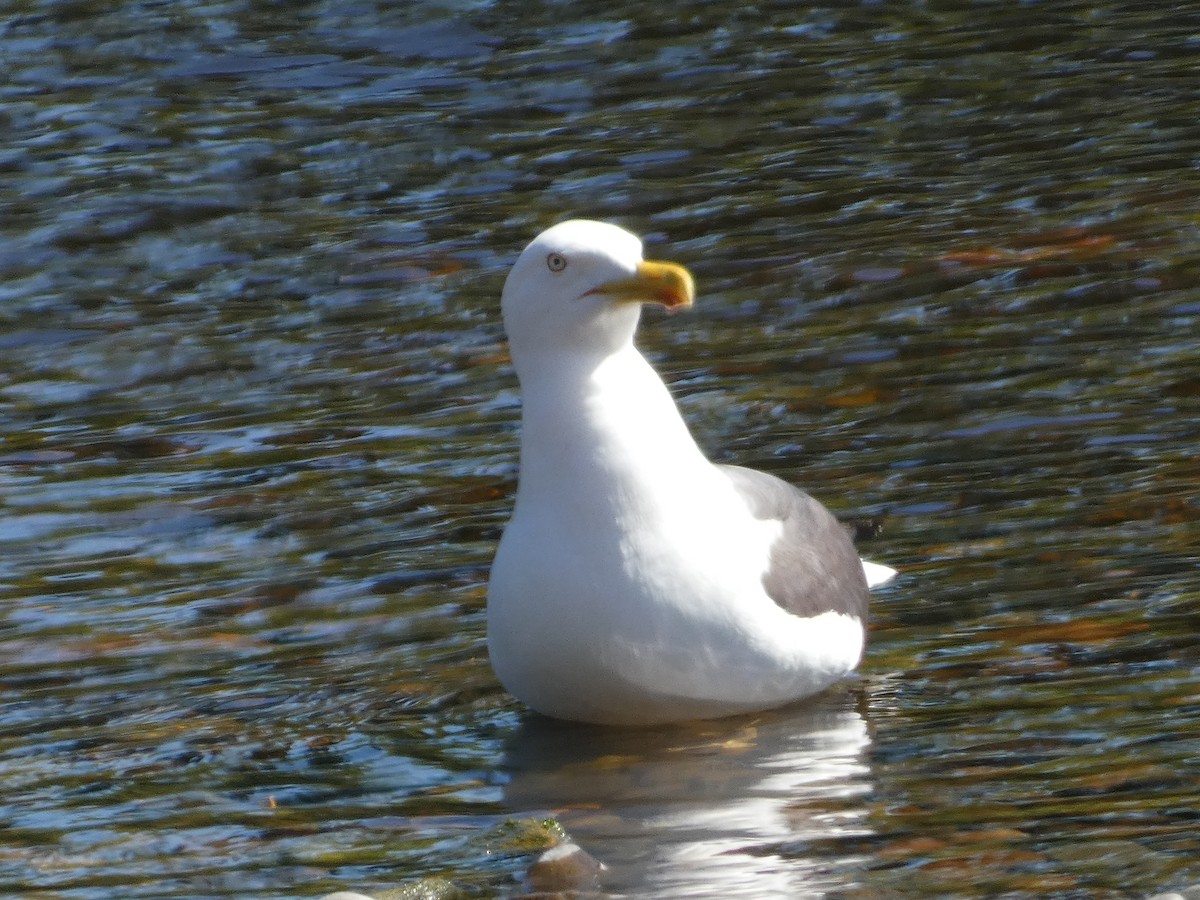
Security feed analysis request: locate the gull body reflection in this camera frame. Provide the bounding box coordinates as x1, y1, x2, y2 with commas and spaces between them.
499, 688, 873, 898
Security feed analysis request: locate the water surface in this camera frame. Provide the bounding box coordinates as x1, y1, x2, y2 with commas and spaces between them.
1, 1, 1197, 897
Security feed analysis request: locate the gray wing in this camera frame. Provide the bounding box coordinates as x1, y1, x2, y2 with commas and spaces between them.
719, 464, 869, 622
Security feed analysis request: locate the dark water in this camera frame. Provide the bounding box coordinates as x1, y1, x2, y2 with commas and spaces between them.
1, 1, 1197, 897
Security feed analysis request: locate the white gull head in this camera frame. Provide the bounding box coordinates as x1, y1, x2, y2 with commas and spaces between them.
500, 219, 693, 378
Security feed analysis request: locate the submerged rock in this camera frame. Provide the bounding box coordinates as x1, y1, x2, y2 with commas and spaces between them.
1146, 888, 1200, 900
319, 877, 465, 900
525, 840, 607, 894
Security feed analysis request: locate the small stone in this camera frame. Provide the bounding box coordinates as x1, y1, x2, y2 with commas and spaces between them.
1146, 888, 1200, 900
525, 841, 607, 893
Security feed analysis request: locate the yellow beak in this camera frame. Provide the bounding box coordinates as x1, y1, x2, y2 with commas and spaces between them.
594, 260, 695, 311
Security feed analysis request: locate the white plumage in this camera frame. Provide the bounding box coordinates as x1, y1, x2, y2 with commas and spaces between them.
488, 220, 895, 725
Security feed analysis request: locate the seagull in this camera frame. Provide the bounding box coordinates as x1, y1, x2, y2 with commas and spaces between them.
487, 220, 895, 725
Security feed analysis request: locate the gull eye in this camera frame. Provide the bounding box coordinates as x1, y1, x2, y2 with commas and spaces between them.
546, 252, 568, 272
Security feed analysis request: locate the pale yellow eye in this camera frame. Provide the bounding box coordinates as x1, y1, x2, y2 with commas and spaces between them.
546, 252, 567, 272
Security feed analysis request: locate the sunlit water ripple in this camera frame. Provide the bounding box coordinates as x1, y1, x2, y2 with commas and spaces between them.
0, 1, 1197, 898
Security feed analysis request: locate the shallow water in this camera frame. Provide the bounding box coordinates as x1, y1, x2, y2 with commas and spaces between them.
1, 1, 1198, 897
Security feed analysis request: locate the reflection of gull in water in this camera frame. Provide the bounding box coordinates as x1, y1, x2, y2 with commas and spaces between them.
500, 690, 873, 898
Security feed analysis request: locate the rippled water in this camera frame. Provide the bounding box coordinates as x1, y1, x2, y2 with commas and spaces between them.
1, 1, 1197, 897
